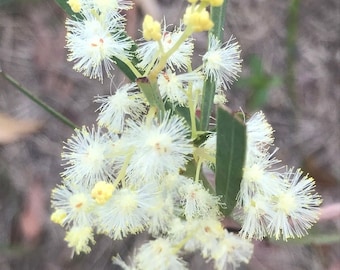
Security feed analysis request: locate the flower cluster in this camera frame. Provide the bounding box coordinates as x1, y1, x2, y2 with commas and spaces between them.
238, 113, 322, 240
51, 0, 322, 269
200, 112, 322, 241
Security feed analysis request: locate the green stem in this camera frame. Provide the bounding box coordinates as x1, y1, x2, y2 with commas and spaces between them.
185, 64, 198, 139
0, 68, 78, 130
200, 0, 227, 131
187, 85, 198, 139
149, 26, 193, 81
143, 52, 161, 76
120, 57, 142, 78
195, 158, 203, 182
113, 151, 133, 189
172, 231, 195, 253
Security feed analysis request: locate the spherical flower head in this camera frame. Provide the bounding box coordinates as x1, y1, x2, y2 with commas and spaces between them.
196, 132, 216, 168
92, 0, 133, 13
213, 91, 227, 105
209, 231, 253, 270
237, 193, 272, 239
66, 11, 133, 82
170, 218, 224, 254
243, 163, 264, 184
96, 183, 157, 239
95, 83, 146, 133
183, 7, 214, 32
245, 111, 274, 157
64, 226, 95, 255
179, 179, 221, 219
201, 132, 216, 154
80, 0, 133, 18
93, 0, 120, 11
51, 209, 67, 225
157, 70, 202, 106
137, 28, 194, 71
51, 183, 95, 227
143, 15, 162, 41
91, 181, 115, 204
268, 168, 322, 240
160, 174, 189, 200
161, 30, 194, 70
158, 70, 187, 105
147, 195, 176, 236
240, 150, 283, 200
135, 238, 187, 270
61, 126, 116, 186
67, 0, 82, 13
203, 35, 242, 88
125, 112, 193, 181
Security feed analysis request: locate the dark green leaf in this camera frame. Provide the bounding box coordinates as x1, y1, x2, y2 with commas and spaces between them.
200, 78, 215, 131
136, 77, 165, 116
215, 106, 246, 216
112, 42, 140, 81
210, 0, 228, 41
55, 0, 77, 17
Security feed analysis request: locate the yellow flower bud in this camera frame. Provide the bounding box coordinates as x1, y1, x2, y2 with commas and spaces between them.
183, 7, 214, 32
67, 0, 82, 13
51, 209, 67, 225
91, 181, 115, 204
142, 15, 162, 41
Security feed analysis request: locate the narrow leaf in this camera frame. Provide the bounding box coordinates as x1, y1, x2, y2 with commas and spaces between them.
215, 106, 246, 216
200, 0, 228, 131
200, 78, 215, 131
55, 0, 77, 17
112, 53, 139, 82
136, 77, 165, 116
210, 0, 228, 41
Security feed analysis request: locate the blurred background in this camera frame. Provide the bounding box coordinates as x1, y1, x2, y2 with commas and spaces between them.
0, 0, 339, 269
